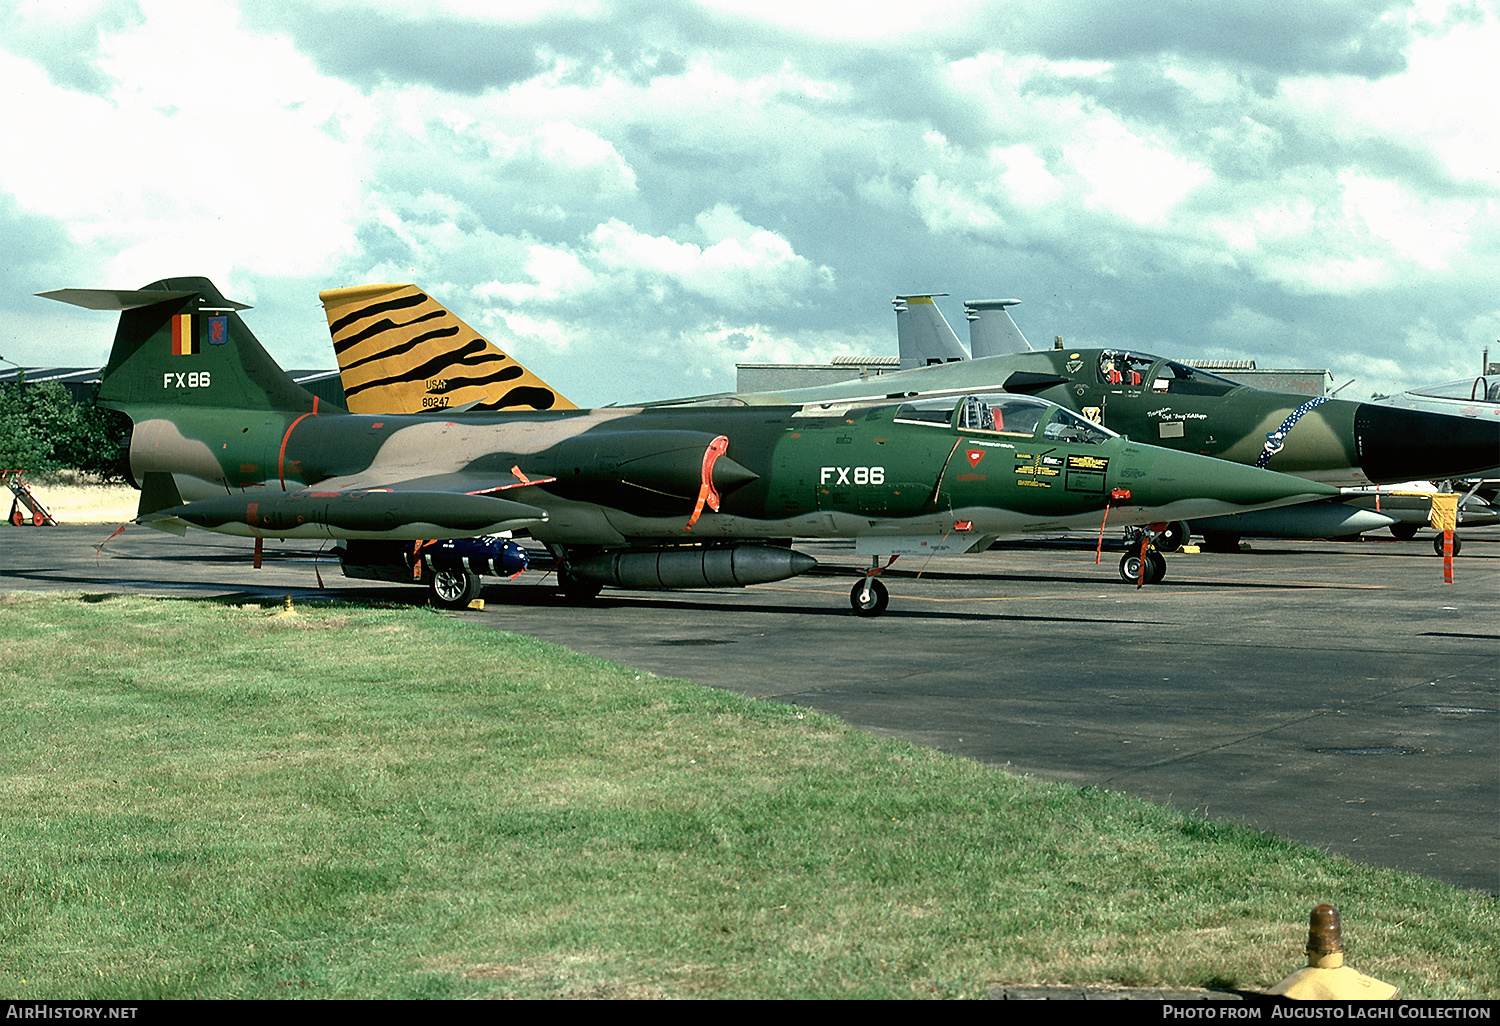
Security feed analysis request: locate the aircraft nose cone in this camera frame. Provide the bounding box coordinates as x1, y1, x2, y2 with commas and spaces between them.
712, 455, 760, 493
1120, 445, 1339, 509
1355, 404, 1500, 483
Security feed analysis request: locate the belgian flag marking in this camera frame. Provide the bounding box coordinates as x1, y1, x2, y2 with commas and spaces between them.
171, 314, 196, 355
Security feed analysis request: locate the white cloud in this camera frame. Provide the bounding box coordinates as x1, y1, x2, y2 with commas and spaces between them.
910, 173, 1004, 235
587, 206, 834, 309
1338, 171, 1474, 271
1063, 116, 1212, 225
0, 0, 369, 286
1278, 5, 1500, 186
477, 244, 597, 304
991, 144, 1064, 209
692, 0, 995, 43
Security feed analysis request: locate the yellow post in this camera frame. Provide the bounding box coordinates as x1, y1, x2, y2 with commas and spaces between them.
1268, 904, 1398, 1000
1430, 493, 1458, 584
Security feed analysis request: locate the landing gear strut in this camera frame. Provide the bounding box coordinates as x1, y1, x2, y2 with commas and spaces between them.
850, 555, 896, 616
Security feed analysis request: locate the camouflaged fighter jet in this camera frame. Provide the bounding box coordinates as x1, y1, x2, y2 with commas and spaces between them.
44, 278, 1341, 612
319, 283, 1499, 556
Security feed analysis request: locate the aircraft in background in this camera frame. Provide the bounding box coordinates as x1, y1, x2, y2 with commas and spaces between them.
42, 278, 1337, 614
894, 293, 1032, 365
954, 299, 1500, 550
316, 284, 1499, 554
698, 300, 1500, 549
893, 294, 967, 368
320, 282, 576, 414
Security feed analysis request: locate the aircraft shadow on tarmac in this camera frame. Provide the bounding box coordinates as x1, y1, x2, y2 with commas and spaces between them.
12, 565, 1164, 625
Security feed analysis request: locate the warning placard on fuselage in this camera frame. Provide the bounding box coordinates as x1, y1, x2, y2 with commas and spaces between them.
1063, 454, 1108, 493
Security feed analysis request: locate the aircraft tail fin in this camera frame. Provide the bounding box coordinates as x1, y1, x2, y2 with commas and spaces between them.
39, 278, 325, 414
319, 283, 577, 414
964, 298, 1032, 356
893, 294, 968, 370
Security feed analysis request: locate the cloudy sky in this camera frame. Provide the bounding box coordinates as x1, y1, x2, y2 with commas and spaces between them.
2, 0, 1496, 405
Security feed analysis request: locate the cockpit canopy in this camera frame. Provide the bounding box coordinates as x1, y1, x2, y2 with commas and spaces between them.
894, 393, 1116, 444
1096, 350, 1241, 396
1402, 377, 1500, 403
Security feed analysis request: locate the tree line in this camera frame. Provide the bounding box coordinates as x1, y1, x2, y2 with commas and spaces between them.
0, 380, 130, 480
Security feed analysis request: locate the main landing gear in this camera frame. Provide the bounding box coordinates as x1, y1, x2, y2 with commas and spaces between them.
1154, 520, 1190, 552
430, 567, 483, 610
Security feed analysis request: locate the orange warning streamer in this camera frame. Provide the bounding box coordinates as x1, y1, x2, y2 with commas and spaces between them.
685, 435, 729, 530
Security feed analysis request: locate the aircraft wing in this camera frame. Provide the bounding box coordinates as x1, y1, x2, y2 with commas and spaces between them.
139, 470, 554, 540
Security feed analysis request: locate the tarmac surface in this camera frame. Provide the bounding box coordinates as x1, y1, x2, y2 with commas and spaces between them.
2, 521, 1496, 895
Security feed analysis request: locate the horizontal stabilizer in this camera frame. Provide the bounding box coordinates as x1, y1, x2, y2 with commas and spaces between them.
38, 288, 250, 311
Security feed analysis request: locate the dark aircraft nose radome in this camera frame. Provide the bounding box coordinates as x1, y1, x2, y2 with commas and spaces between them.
1354, 404, 1500, 483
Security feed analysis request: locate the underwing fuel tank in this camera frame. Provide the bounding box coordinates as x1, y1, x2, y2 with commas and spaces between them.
569, 545, 817, 589
1190, 502, 1398, 539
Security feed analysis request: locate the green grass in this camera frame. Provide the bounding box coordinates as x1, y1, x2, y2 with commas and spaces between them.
1, 592, 1494, 999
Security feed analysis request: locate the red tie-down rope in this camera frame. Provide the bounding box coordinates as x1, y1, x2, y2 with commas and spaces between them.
1096, 488, 1131, 563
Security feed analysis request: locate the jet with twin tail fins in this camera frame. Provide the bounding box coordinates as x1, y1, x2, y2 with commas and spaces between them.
42, 277, 1339, 614
728, 300, 1500, 490
659, 297, 1500, 550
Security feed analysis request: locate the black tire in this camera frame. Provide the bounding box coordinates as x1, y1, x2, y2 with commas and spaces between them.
1146, 549, 1167, 583
850, 577, 889, 616
1201, 531, 1241, 553
558, 568, 604, 603
1433, 534, 1462, 556
1389, 523, 1419, 541
430, 567, 482, 609
1119, 550, 1166, 585
1156, 521, 1190, 552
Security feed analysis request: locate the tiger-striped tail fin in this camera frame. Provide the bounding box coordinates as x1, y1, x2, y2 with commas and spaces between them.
318, 283, 577, 414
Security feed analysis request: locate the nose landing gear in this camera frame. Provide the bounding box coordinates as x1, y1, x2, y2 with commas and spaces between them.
1119, 522, 1170, 586
850, 576, 890, 616
1119, 548, 1167, 585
